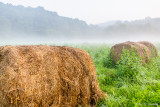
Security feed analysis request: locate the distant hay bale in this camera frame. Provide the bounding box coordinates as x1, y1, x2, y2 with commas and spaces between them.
110, 41, 152, 63
138, 41, 158, 57
0, 45, 106, 107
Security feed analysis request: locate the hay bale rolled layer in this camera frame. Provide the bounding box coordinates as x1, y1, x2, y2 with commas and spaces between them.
138, 41, 158, 57
0, 45, 106, 107
110, 41, 152, 63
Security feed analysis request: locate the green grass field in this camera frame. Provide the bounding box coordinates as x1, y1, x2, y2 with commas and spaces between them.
70, 44, 160, 107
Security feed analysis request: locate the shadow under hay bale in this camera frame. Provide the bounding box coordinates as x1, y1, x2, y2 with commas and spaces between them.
110, 41, 152, 63
138, 41, 158, 58
0, 45, 106, 107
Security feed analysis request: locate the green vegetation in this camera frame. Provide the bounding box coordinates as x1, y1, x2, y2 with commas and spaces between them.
74, 44, 160, 107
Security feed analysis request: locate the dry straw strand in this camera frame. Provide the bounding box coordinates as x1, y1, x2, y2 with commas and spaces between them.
138, 41, 158, 58
110, 41, 152, 63
0, 45, 106, 107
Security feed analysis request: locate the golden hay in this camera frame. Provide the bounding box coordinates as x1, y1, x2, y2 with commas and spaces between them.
110, 41, 152, 63
0, 45, 106, 107
138, 41, 158, 57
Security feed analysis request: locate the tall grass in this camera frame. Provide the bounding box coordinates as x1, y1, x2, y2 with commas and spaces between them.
74, 44, 160, 107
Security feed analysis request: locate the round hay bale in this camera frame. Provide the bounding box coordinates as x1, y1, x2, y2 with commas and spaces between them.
110, 41, 152, 63
138, 41, 158, 57
0, 45, 106, 107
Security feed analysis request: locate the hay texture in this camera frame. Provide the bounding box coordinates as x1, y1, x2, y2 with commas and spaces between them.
138, 41, 158, 57
110, 41, 152, 63
0, 45, 106, 107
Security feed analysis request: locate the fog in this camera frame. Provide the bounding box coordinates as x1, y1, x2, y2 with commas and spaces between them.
0, 2, 160, 45
0, 33, 160, 46
1, 0, 160, 24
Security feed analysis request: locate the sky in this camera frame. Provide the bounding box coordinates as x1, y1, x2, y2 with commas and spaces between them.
0, 0, 160, 24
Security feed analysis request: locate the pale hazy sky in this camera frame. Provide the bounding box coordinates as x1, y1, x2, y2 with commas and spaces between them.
0, 0, 160, 24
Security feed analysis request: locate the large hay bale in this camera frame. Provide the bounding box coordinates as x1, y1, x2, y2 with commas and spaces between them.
110, 41, 152, 63
138, 41, 158, 57
0, 45, 106, 107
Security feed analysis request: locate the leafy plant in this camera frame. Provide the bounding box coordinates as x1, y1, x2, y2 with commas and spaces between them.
69, 44, 160, 107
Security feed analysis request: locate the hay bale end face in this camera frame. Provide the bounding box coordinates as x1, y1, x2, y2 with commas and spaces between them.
138, 41, 158, 57
110, 41, 152, 63
0, 45, 106, 107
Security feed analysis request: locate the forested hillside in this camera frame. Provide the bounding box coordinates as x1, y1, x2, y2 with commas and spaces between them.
100, 17, 160, 40
0, 2, 160, 42
0, 2, 96, 40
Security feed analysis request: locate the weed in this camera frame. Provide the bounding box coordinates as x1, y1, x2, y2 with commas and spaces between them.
70, 44, 160, 107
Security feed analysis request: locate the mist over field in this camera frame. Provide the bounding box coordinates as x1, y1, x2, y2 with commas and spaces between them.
1, 0, 160, 106
0, 2, 160, 45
